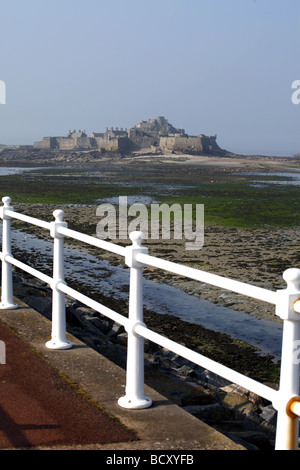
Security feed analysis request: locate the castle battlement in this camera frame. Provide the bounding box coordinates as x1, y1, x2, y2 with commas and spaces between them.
33, 117, 225, 155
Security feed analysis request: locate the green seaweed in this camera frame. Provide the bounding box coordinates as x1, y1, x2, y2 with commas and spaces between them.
0, 166, 299, 229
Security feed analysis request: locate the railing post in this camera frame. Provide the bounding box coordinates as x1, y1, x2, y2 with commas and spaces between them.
0, 197, 18, 310
274, 268, 300, 450
46, 210, 72, 350
118, 231, 152, 409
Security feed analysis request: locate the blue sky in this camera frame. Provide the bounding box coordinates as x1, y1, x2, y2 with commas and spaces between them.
0, 0, 299, 156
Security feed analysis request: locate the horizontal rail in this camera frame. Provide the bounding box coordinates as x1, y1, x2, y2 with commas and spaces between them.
57, 226, 126, 257
135, 323, 278, 404
2, 209, 279, 305
6, 210, 51, 231
4, 210, 126, 257
57, 281, 129, 328
4, 254, 53, 286
2, 197, 300, 449
136, 253, 277, 305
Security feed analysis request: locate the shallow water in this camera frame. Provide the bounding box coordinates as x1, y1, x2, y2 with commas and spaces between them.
245, 171, 300, 187
6, 228, 283, 360
0, 167, 36, 176
0, 164, 290, 359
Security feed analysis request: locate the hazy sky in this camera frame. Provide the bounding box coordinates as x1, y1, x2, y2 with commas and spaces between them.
0, 0, 299, 156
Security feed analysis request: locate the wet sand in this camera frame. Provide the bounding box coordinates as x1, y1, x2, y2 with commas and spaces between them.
11, 202, 299, 325
4, 153, 300, 378
7, 152, 300, 325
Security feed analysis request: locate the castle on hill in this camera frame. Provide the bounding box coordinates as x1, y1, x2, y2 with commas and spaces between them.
33, 116, 226, 156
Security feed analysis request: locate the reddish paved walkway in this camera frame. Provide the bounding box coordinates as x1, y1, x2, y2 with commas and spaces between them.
0, 322, 137, 449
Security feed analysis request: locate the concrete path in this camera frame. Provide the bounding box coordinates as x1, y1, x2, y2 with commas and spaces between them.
0, 297, 245, 450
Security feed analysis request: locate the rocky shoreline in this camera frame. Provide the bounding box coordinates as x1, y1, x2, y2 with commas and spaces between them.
10, 265, 279, 451
10, 202, 299, 323
2, 156, 299, 450
0, 146, 300, 168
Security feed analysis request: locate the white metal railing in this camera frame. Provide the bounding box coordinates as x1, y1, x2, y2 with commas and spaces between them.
1, 196, 300, 450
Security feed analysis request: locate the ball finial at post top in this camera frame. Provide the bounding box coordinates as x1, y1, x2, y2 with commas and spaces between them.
283, 268, 300, 293
53, 209, 65, 223
129, 231, 145, 247
2, 196, 12, 206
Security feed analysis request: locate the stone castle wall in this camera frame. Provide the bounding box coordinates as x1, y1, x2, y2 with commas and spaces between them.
33, 137, 58, 150
56, 137, 76, 150
159, 135, 203, 154
33, 117, 226, 155
92, 135, 132, 152
160, 134, 225, 155
128, 128, 158, 150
